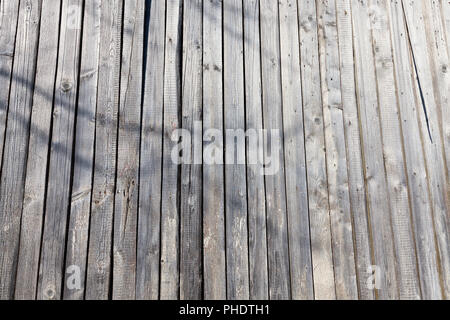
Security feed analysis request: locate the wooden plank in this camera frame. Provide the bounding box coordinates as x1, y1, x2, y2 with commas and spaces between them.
278, 0, 314, 300
335, 0, 374, 300
242, 0, 269, 300
259, 0, 291, 300
389, 0, 442, 300
15, 0, 61, 300
86, 0, 123, 300
112, 0, 144, 300
0, 0, 20, 167
368, 0, 420, 299
316, 0, 358, 300
37, 0, 83, 300
136, 0, 165, 300
298, 0, 335, 300
202, 0, 226, 300
223, 0, 250, 300
425, 0, 450, 205
63, 0, 101, 301
0, 0, 42, 300
160, 0, 182, 300
402, 0, 450, 299
351, 0, 400, 299
180, 0, 203, 300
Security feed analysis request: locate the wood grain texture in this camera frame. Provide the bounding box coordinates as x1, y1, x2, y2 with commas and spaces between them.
260, 0, 291, 300
278, 0, 314, 300
0, 0, 42, 300
136, 0, 165, 300
243, 0, 269, 300
113, 0, 144, 300
351, 0, 398, 299
37, 0, 83, 300
160, 0, 182, 300
86, 0, 123, 300
203, 0, 226, 300
389, 0, 442, 300
317, 0, 358, 300
335, 0, 374, 300
298, 0, 335, 300
63, 0, 101, 301
223, 0, 250, 300
179, 0, 203, 300
369, 0, 420, 300
0, 0, 20, 168
403, 0, 450, 299
15, 0, 61, 300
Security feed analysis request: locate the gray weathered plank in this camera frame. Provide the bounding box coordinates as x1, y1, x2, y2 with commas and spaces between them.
335, 0, 374, 300
63, 0, 101, 301
160, 0, 182, 300
86, 0, 123, 300
298, 0, 335, 300
351, 0, 398, 299
368, 0, 420, 300
242, 0, 269, 300
136, 0, 165, 300
113, 0, 144, 300
223, 0, 250, 300
203, 0, 226, 300
278, 0, 314, 300
180, 0, 203, 300
259, 0, 291, 300
15, 0, 61, 300
0, 0, 20, 168
316, 0, 358, 300
0, 0, 42, 300
389, 0, 442, 300
37, 0, 83, 300
402, 0, 450, 298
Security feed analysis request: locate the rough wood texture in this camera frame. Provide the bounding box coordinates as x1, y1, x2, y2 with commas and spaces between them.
260, 0, 291, 300
298, 0, 335, 300
0, 0, 42, 300
1, 0, 449, 301
203, 0, 226, 300
63, 0, 101, 301
136, 0, 165, 300
112, 0, 144, 300
15, 0, 61, 300
86, 0, 122, 300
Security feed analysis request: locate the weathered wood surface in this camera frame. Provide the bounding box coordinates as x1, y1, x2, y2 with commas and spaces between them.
0, 0, 448, 300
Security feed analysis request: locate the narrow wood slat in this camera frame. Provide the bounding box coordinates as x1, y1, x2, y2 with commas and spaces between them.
278, 0, 314, 300
223, 0, 250, 300
136, 0, 165, 300
403, 0, 450, 299
335, 0, 374, 300
37, 0, 83, 300
0, 0, 42, 300
86, 0, 123, 300
15, 0, 62, 300
316, 0, 358, 300
202, 0, 226, 300
180, 0, 203, 300
298, 0, 335, 300
0, 0, 20, 167
113, 0, 144, 300
370, 0, 420, 299
351, 0, 399, 299
242, 0, 269, 300
389, 0, 442, 300
63, 0, 101, 301
259, 0, 291, 300
160, 0, 182, 300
